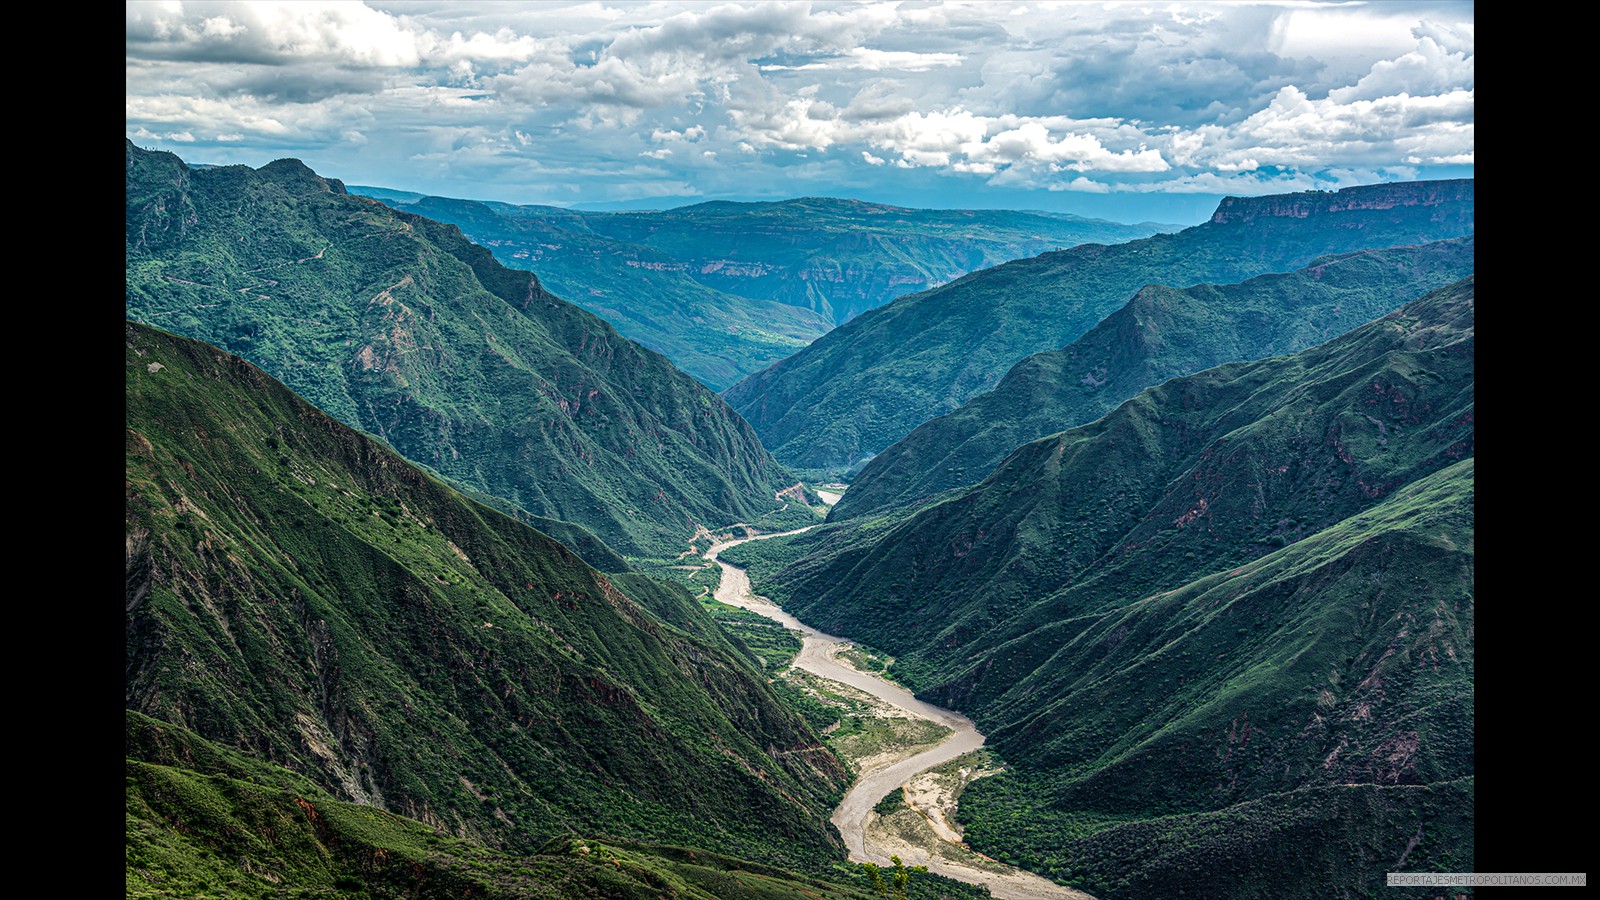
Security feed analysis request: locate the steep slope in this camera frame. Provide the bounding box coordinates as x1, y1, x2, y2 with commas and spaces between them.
380, 195, 835, 390
955, 460, 1474, 898
725, 180, 1474, 473
738, 281, 1473, 895
125, 321, 849, 870
126, 140, 790, 557
128, 712, 891, 900
834, 237, 1475, 518
771, 277, 1473, 675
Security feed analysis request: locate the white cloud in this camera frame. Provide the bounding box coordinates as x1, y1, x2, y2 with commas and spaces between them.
125, 1, 1472, 206
760, 48, 963, 72
960, 123, 1168, 173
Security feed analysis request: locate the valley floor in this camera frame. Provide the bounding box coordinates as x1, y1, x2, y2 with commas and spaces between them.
704, 528, 1091, 900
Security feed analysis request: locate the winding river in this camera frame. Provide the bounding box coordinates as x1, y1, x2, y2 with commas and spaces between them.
705, 526, 1090, 900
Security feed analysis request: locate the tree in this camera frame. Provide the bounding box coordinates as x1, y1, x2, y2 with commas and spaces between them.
863, 854, 927, 900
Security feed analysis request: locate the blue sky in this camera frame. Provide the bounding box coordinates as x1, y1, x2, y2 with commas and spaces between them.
126, 1, 1474, 225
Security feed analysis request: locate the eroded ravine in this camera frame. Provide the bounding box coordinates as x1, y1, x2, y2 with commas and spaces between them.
704, 525, 1091, 900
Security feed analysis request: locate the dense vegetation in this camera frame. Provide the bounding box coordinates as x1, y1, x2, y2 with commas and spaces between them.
742, 282, 1475, 895
129, 711, 917, 900
126, 140, 792, 557
834, 237, 1476, 519
125, 321, 850, 871
955, 460, 1475, 898
725, 180, 1474, 475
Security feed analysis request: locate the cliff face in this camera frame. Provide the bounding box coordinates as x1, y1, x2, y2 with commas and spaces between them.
1209, 179, 1475, 224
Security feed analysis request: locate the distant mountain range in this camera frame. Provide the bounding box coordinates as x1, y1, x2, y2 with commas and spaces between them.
352, 189, 1167, 389
127, 141, 793, 557
725, 179, 1475, 476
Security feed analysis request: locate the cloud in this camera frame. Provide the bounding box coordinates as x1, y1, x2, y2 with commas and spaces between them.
1328, 35, 1473, 103
125, 1, 1472, 209
126, 0, 547, 68
126, 1, 432, 66
961, 123, 1168, 173
761, 48, 963, 72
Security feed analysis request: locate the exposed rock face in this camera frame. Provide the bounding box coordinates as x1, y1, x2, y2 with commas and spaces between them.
1209, 179, 1475, 224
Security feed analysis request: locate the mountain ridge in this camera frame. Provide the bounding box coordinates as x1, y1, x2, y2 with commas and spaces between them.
832, 236, 1476, 519
126, 140, 792, 557
725, 279, 1474, 895
724, 178, 1474, 475
125, 319, 850, 869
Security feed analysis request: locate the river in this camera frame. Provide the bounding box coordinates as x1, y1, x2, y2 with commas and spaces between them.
705, 526, 1091, 900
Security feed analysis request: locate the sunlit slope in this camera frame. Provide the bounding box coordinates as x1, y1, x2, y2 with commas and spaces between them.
125, 321, 849, 869
127, 140, 790, 557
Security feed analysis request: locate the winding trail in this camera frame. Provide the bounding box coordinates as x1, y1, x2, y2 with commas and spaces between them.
705, 526, 1090, 900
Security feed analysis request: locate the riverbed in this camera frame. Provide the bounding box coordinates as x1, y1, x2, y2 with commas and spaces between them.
704, 527, 1091, 900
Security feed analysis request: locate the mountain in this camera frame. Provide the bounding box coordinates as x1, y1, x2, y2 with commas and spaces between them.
483, 196, 1169, 325
833, 237, 1476, 519
954, 459, 1474, 897
125, 320, 851, 874
357, 192, 1166, 389
126, 140, 792, 557
724, 180, 1474, 475
733, 279, 1473, 895
375, 194, 835, 390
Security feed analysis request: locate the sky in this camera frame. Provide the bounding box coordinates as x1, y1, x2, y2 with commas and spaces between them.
126, 0, 1474, 225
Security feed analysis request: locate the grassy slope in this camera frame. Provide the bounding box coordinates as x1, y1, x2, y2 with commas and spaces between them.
125, 321, 849, 871
957, 461, 1474, 898
125, 140, 789, 557
128, 711, 897, 900
769, 278, 1474, 676
835, 237, 1475, 519
737, 282, 1474, 895
725, 180, 1474, 474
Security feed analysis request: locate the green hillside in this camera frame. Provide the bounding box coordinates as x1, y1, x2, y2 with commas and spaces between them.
724, 180, 1474, 475
957, 460, 1475, 898
126, 140, 791, 557
733, 281, 1474, 895
125, 321, 849, 871
834, 237, 1475, 519
128, 711, 896, 900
